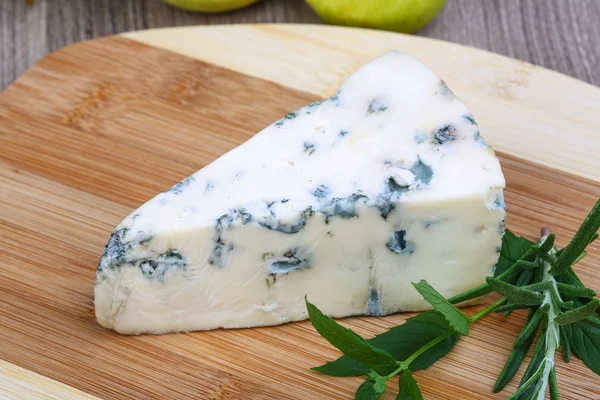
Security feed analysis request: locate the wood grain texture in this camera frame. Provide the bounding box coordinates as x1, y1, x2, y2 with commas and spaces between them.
1, 0, 600, 91
0, 360, 100, 400
0, 32, 599, 399
125, 25, 600, 184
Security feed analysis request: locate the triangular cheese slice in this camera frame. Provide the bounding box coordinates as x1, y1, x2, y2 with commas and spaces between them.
95, 51, 505, 334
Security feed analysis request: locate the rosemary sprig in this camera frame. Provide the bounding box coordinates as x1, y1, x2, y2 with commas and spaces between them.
306, 198, 600, 399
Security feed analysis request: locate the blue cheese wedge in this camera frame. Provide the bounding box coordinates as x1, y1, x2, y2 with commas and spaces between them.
95, 51, 506, 334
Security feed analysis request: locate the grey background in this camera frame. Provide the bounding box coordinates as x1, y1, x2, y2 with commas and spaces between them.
1, 0, 599, 91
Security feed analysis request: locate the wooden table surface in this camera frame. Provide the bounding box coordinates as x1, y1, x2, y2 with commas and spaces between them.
1, 0, 600, 91
1, 23, 600, 399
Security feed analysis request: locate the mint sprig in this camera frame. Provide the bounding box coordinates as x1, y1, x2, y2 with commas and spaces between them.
397, 370, 423, 400
305, 297, 397, 374
312, 311, 459, 377
411, 280, 469, 335
355, 371, 388, 400
306, 198, 600, 399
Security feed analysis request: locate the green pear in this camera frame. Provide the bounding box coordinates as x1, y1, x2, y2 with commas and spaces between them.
306, 0, 447, 34
162, 0, 261, 13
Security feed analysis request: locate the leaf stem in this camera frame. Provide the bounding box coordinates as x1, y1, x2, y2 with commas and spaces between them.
384, 364, 405, 380
403, 329, 455, 368
384, 329, 456, 380
386, 296, 508, 381
470, 297, 508, 323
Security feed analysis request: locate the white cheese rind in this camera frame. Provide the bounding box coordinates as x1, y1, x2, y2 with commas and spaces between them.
94, 51, 506, 334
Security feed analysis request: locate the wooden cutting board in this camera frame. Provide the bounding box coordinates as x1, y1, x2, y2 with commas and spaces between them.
1, 24, 599, 400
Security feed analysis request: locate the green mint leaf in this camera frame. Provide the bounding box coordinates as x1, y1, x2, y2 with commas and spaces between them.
560, 296, 600, 374
396, 370, 423, 400
494, 308, 540, 392
570, 318, 600, 375
365, 370, 389, 397
560, 325, 572, 362
513, 304, 548, 348
367, 370, 388, 395
549, 365, 559, 400
411, 280, 469, 335
554, 299, 599, 326
582, 315, 600, 332
556, 282, 597, 298
313, 311, 459, 377
305, 297, 397, 374
495, 229, 535, 277
500, 229, 535, 264
493, 257, 514, 278
502, 260, 534, 285
550, 198, 600, 276
486, 277, 544, 305
355, 373, 387, 400
494, 230, 539, 287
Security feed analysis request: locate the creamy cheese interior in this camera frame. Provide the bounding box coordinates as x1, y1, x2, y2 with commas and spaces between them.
95, 51, 505, 334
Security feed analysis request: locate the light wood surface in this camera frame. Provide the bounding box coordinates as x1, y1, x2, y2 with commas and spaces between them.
0, 360, 100, 400
2, 0, 600, 92
1, 25, 599, 399
125, 24, 600, 183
